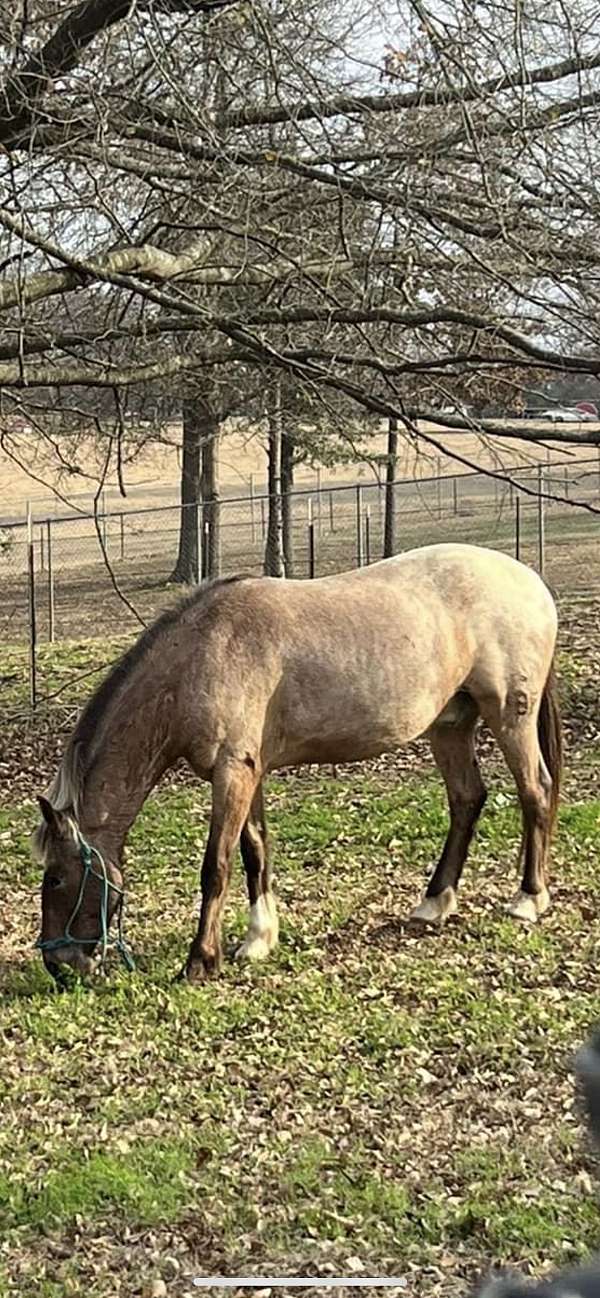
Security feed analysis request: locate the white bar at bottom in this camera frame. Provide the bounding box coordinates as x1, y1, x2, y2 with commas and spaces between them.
192, 1279, 407, 1289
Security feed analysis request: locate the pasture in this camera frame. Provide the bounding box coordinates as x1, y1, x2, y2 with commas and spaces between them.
1, 595, 600, 1298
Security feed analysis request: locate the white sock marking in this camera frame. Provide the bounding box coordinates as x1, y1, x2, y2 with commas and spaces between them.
505, 886, 550, 923
409, 886, 458, 924
236, 892, 279, 962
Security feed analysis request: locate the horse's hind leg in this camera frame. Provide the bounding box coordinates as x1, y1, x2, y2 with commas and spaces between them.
410, 711, 487, 923
180, 756, 257, 983
491, 714, 553, 922
236, 783, 279, 962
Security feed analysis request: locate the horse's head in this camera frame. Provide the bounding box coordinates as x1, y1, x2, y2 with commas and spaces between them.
33, 796, 124, 982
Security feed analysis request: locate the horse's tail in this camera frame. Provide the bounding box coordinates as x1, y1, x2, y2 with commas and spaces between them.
538, 659, 562, 831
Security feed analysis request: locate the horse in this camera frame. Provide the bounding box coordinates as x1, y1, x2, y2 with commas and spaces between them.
33, 542, 562, 985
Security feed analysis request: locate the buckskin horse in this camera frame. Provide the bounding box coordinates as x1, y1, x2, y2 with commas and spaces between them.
34, 543, 562, 985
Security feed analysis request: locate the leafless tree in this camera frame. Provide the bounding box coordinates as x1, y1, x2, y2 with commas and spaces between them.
3, 0, 600, 536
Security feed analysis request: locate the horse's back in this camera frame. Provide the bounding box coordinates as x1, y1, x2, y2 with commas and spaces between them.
241, 543, 556, 645
187, 546, 557, 770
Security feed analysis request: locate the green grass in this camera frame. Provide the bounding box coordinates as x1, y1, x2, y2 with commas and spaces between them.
0, 1141, 195, 1233
2, 632, 600, 1296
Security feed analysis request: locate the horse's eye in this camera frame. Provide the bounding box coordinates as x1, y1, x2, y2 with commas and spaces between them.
45, 875, 62, 890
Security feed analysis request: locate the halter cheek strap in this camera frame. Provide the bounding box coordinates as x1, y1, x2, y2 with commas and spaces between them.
35, 831, 135, 973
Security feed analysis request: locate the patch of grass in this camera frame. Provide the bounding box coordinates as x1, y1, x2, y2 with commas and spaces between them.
0, 1139, 196, 1234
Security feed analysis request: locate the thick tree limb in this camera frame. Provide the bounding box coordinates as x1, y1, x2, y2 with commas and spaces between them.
213, 50, 600, 131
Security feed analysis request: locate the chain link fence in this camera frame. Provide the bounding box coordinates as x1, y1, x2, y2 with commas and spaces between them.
2, 457, 599, 706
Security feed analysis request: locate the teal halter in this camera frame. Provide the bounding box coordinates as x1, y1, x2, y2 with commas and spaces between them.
36, 831, 135, 974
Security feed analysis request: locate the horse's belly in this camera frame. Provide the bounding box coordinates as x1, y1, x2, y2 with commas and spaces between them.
272, 689, 437, 768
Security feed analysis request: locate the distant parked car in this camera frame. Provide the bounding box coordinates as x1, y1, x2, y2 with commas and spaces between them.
536, 406, 596, 422
437, 404, 470, 417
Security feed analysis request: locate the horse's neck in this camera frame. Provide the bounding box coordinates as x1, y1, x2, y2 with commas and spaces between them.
75, 689, 175, 859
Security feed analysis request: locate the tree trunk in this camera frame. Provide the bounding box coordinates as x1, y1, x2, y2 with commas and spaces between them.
383, 416, 398, 558
281, 430, 294, 578
201, 416, 220, 579
170, 396, 201, 584
264, 380, 285, 576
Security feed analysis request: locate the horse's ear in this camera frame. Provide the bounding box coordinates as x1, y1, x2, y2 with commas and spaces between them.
37, 796, 57, 829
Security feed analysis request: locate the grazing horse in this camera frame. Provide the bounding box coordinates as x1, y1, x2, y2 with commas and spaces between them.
33, 543, 562, 985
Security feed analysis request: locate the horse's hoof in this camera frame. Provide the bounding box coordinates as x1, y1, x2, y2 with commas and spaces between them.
234, 935, 274, 963
174, 954, 222, 984
409, 886, 458, 925
505, 887, 550, 923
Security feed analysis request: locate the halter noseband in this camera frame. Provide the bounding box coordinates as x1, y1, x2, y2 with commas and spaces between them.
36, 830, 135, 974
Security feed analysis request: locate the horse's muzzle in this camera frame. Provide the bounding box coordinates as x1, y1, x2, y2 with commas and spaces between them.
41, 945, 95, 980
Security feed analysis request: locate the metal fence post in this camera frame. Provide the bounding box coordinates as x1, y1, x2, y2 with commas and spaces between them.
537, 465, 545, 575
196, 500, 202, 583
27, 507, 37, 710
329, 491, 334, 533
436, 458, 442, 519
46, 519, 55, 643
119, 512, 125, 560
365, 505, 371, 565
307, 498, 315, 577
356, 485, 363, 567
40, 524, 45, 572
250, 474, 256, 543
316, 468, 322, 535
203, 520, 210, 579
453, 477, 458, 516
515, 494, 521, 561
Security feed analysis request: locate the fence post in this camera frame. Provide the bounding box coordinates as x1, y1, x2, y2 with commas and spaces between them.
537, 465, 545, 575
119, 512, 125, 560
365, 505, 371, 565
27, 507, 37, 710
249, 474, 256, 543
40, 524, 45, 572
46, 519, 55, 644
356, 485, 363, 567
436, 457, 442, 519
196, 500, 203, 583
308, 498, 315, 577
329, 491, 334, 533
202, 520, 210, 579
260, 497, 266, 539
515, 495, 521, 561
316, 468, 322, 535
453, 477, 458, 516
101, 491, 108, 550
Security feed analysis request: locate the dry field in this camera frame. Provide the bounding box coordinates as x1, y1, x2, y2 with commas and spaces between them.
1, 421, 599, 522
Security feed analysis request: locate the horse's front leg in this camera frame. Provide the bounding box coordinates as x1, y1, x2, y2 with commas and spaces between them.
236, 783, 279, 962
179, 756, 257, 983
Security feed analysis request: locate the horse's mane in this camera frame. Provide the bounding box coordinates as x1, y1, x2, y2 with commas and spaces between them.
46, 574, 249, 817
